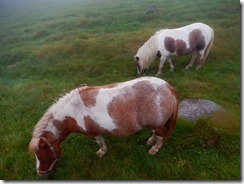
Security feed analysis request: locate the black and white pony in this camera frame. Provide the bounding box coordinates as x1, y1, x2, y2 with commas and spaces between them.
134, 22, 214, 76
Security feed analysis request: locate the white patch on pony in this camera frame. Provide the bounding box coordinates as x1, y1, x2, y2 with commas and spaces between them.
49, 88, 87, 130
148, 76, 167, 86
155, 95, 161, 107
82, 88, 119, 130
45, 122, 58, 136
35, 153, 40, 169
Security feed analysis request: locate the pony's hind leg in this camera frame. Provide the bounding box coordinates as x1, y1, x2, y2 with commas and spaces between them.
148, 128, 164, 155
146, 130, 157, 145
95, 135, 107, 157
196, 50, 206, 70
185, 51, 199, 70
148, 135, 163, 155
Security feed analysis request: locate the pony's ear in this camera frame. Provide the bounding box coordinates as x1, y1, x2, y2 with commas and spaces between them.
39, 139, 48, 149
134, 56, 139, 62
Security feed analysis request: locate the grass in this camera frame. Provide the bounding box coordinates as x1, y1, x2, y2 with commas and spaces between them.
0, 0, 240, 180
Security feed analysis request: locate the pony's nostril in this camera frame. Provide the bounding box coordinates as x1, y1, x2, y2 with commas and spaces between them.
140, 68, 147, 75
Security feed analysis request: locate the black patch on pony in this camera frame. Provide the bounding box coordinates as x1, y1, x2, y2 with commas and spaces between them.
156, 50, 161, 58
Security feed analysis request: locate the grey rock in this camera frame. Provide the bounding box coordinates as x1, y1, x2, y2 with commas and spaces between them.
145, 5, 158, 14
178, 99, 225, 122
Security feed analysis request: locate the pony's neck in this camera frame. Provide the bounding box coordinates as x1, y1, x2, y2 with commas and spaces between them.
37, 88, 86, 145
34, 112, 72, 147
45, 116, 85, 148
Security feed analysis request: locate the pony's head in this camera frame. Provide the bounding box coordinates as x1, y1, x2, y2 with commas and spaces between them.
29, 137, 61, 177
134, 56, 148, 75
29, 112, 63, 177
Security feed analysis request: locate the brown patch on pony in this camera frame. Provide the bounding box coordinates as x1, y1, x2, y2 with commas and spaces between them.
65, 116, 85, 133
189, 29, 206, 51
175, 39, 187, 56
83, 115, 110, 137
79, 88, 99, 108
84, 115, 101, 134
108, 80, 170, 136
79, 84, 118, 108
132, 81, 165, 126
164, 37, 187, 56
108, 92, 140, 136
166, 83, 178, 98
101, 83, 118, 89
163, 83, 178, 138
164, 37, 175, 53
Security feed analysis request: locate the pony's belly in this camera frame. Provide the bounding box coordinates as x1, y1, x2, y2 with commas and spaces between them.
105, 124, 143, 137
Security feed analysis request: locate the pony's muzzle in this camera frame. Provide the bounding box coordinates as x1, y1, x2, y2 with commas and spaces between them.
140, 68, 148, 75
37, 169, 54, 177
36, 158, 59, 177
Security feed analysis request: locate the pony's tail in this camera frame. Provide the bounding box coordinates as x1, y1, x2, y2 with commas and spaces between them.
163, 89, 178, 139
202, 29, 214, 62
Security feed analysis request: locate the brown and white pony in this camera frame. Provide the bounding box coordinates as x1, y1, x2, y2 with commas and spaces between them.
134, 22, 214, 76
29, 77, 178, 177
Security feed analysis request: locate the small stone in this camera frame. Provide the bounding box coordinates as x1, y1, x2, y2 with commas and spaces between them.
145, 5, 158, 14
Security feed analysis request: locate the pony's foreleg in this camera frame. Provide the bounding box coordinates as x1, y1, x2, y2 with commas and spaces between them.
95, 135, 107, 157
167, 58, 174, 72
185, 51, 199, 70
156, 56, 166, 76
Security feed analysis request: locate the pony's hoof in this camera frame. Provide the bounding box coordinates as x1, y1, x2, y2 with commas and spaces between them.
146, 139, 155, 146
96, 150, 105, 157
184, 66, 190, 70
156, 73, 161, 76
148, 149, 158, 155
169, 68, 174, 72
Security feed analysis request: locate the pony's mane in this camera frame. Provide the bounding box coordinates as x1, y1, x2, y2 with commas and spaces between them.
136, 33, 159, 69
29, 87, 86, 153
48, 87, 82, 113
29, 111, 53, 153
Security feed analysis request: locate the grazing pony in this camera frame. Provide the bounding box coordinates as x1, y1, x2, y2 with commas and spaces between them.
29, 77, 178, 177
134, 22, 214, 76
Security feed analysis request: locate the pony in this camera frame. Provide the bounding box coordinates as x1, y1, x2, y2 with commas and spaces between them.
29, 77, 178, 177
134, 22, 214, 76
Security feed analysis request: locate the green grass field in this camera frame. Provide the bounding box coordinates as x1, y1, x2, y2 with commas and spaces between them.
0, 0, 240, 180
